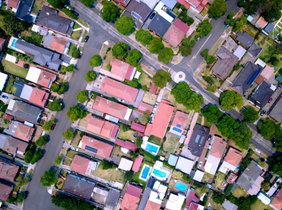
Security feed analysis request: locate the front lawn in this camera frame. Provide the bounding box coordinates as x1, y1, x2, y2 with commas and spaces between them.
2, 59, 28, 78
138, 72, 152, 88
68, 43, 76, 56
71, 29, 82, 40
214, 172, 226, 189
233, 186, 247, 198
163, 134, 179, 153
66, 150, 77, 159
77, 18, 88, 27
92, 162, 126, 183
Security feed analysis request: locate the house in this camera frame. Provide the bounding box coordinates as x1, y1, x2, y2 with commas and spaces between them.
144, 181, 167, 210
222, 200, 238, 210
0, 182, 13, 202
26, 67, 57, 88
256, 17, 268, 29
105, 189, 120, 209
163, 19, 189, 47
192, 170, 204, 182
4, 121, 35, 142
248, 43, 262, 58
184, 189, 200, 209
43, 35, 70, 54
115, 139, 138, 151
269, 97, 282, 123
70, 155, 98, 176
168, 153, 178, 166
0, 159, 19, 181
178, 0, 207, 12
255, 65, 274, 85
175, 156, 194, 175
0, 134, 28, 156
36, 5, 74, 36
211, 46, 239, 80
0, 38, 6, 51
204, 136, 227, 175
114, 0, 131, 7
144, 101, 174, 139
188, 124, 209, 157
267, 178, 281, 197
176, 0, 190, 9
132, 155, 143, 172
120, 184, 142, 210
62, 174, 95, 200
7, 0, 20, 12
270, 189, 282, 210
169, 111, 189, 138
118, 158, 133, 171
92, 96, 132, 121
249, 81, 275, 109
264, 23, 274, 34
0, 72, 8, 91
6, 99, 42, 124
161, 0, 177, 9
236, 32, 254, 48
31, 25, 48, 35
233, 45, 246, 60
236, 161, 262, 193
257, 192, 271, 205
78, 136, 114, 158
15, 0, 34, 22
231, 61, 262, 96
138, 101, 154, 113
165, 193, 186, 210
131, 122, 146, 133
247, 176, 264, 195
219, 147, 242, 174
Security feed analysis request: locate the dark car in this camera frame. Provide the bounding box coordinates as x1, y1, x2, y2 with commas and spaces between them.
260, 110, 266, 116
150, 12, 156, 19
84, 35, 89, 42
71, 10, 79, 16
51, 124, 56, 130
2, 95, 8, 99
268, 98, 273, 103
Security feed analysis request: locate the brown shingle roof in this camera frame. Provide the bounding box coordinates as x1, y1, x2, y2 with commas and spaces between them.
70, 155, 90, 175
0, 183, 12, 202
0, 159, 19, 181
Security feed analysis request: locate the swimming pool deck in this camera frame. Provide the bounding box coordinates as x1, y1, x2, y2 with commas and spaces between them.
172, 179, 189, 195
151, 161, 172, 183
139, 164, 152, 181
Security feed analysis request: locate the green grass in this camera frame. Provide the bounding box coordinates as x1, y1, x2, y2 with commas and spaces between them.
55, 178, 65, 190
63, 158, 72, 166
68, 43, 76, 56
60, 169, 68, 178
251, 199, 274, 210
77, 18, 88, 27
233, 186, 247, 198
202, 172, 213, 183
214, 172, 226, 189
71, 30, 82, 40
5, 76, 15, 93
141, 150, 157, 162
73, 23, 80, 29
138, 72, 152, 88
148, 135, 162, 146
256, 33, 276, 62
22, 31, 43, 45
66, 150, 78, 159
132, 163, 147, 186
204, 117, 211, 128
31, 0, 45, 14
2, 59, 28, 78
163, 134, 179, 153
241, 22, 259, 38
196, 115, 202, 124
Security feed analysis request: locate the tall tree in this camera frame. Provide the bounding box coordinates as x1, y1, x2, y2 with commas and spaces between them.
62, 129, 75, 140
89, 55, 102, 67
101, 1, 119, 22
148, 37, 164, 54
196, 19, 213, 37
81, 0, 94, 7
67, 105, 86, 121
209, 0, 227, 19
158, 47, 174, 64
258, 119, 281, 140
85, 70, 97, 82
220, 90, 243, 111
135, 29, 152, 45
268, 156, 282, 177
40, 170, 57, 187
115, 17, 135, 35
112, 42, 129, 60
126, 49, 142, 66
201, 104, 223, 124
76, 90, 88, 103
152, 70, 172, 88
242, 106, 259, 123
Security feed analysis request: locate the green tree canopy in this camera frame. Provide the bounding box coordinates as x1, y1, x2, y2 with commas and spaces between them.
201, 104, 223, 124
65, 64, 76, 72
158, 47, 174, 64
148, 37, 164, 54
71, 47, 80, 59
209, 0, 227, 19
47, 0, 66, 9
76, 90, 88, 103
196, 19, 213, 37
42, 120, 56, 131
213, 192, 225, 204
101, 1, 119, 22
268, 156, 282, 177
112, 42, 129, 59
179, 38, 193, 56
30, 150, 43, 164
85, 70, 97, 82
258, 119, 281, 140
54, 155, 62, 165
36, 135, 48, 147
200, 49, 215, 64
220, 90, 243, 111
135, 28, 152, 45
126, 49, 142, 66
171, 82, 204, 112
152, 70, 172, 88
67, 105, 86, 121
57, 82, 68, 95
62, 129, 75, 140
115, 17, 135, 35
51, 83, 60, 92
1, 12, 29, 35
40, 170, 57, 187
47, 99, 62, 112
242, 106, 259, 123
238, 195, 257, 210
81, 0, 94, 6
89, 55, 102, 67
52, 193, 93, 210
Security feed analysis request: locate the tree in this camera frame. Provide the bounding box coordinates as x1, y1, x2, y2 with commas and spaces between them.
101, 160, 115, 170
89, 55, 102, 67
47, 99, 62, 112
152, 70, 172, 88
171, 82, 204, 112
62, 129, 75, 140
40, 170, 57, 187
140, 110, 151, 124
124, 170, 134, 181
101, 1, 119, 22
258, 119, 281, 140
51, 83, 60, 93
242, 106, 259, 123
65, 64, 76, 72
76, 90, 88, 103
213, 192, 225, 204
57, 82, 68, 95
126, 49, 142, 66
136, 137, 143, 147
201, 104, 223, 124
220, 90, 243, 111
24, 144, 36, 163
148, 37, 164, 54
54, 155, 62, 165
196, 19, 213, 37
115, 17, 135, 35
135, 28, 152, 45
158, 47, 174, 64
81, 0, 94, 7
67, 105, 86, 121
200, 49, 216, 64
52, 193, 93, 210
268, 156, 282, 177
71, 47, 80, 59
85, 70, 97, 82
269, 56, 279, 66
16, 191, 27, 204
47, 0, 66, 9
209, 0, 227, 19
238, 195, 257, 210
36, 135, 48, 147
30, 150, 43, 164
112, 42, 129, 59
42, 120, 56, 131
261, 179, 271, 191
1, 12, 22, 35
179, 38, 193, 56
7, 196, 17, 204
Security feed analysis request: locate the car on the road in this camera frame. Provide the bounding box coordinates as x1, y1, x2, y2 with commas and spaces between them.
71, 10, 79, 16
84, 35, 89, 42
51, 124, 56, 130
268, 98, 273, 103
260, 110, 266, 116
198, 161, 202, 169
2, 95, 8, 99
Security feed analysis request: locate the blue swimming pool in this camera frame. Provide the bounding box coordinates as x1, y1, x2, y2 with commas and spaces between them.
175, 182, 188, 192
141, 166, 150, 179
152, 169, 167, 178
146, 143, 158, 153
11, 39, 17, 48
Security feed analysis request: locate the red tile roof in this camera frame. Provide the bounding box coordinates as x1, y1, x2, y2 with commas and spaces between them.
185, 190, 199, 208
176, 0, 190, 8
101, 77, 139, 102
138, 102, 153, 113
70, 155, 90, 175
256, 17, 268, 28
260, 65, 274, 80
131, 122, 145, 133
145, 101, 174, 138
13, 123, 35, 142
80, 136, 114, 158
3, 114, 13, 121
110, 59, 135, 80
164, 19, 190, 47
37, 70, 56, 88
29, 88, 49, 107
132, 155, 143, 172
255, 75, 264, 85
0, 183, 12, 202
149, 83, 157, 94
115, 139, 137, 151
224, 148, 242, 167
7, 0, 20, 9
271, 189, 282, 209
121, 184, 142, 210
145, 200, 162, 210
171, 111, 189, 129
49, 36, 69, 53
0, 159, 19, 181
209, 136, 227, 159
189, 203, 200, 210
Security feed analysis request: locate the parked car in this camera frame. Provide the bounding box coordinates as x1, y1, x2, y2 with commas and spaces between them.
260, 110, 266, 116
225, 24, 230, 29
208, 135, 211, 141
2, 95, 8, 99
198, 161, 202, 169
268, 98, 273, 103
84, 35, 89, 42
71, 10, 79, 16
51, 124, 56, 130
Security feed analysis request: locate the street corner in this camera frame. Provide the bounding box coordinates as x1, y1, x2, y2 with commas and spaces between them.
172, 71, 186, 83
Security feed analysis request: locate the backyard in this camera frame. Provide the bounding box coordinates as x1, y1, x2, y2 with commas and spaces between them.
256, 33, 276, 62
92, 163, 126, 183
202, 172, 213, 183
193, 183, 209, 198
163, 134, 179, 154
131, 163, 147, 187
138, 72, 152, 89
2, 59, 29, 78
117, 124, 137, 141
21, 31, 43, 45
206, 195, 223, 209
241, 22, 259, 38
251, 199, 274, 210
31, 0, 45, 14
55, 178, 65, 190
71, 131, 82, 146
63, 149, 77, 166
214, 172, 226, 189
233, 186, 247, 198
148, 135, 162, 146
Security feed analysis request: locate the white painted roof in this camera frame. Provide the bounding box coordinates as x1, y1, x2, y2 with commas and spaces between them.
193, 170, 204, 182
233, 45, 246, 60
0, 72, 8, 91
118, 158, 133, 171
20, 84, 33, 100
154, 2, 174, 23
26, 67, 41, 83
5, 54, 17, 63
175, 156, 194, 175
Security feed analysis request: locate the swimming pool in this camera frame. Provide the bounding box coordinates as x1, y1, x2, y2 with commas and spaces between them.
141, 166, 151, 179
175, 182, 188, 192
11, 39, 17, 48
146, 143, 159, 153
152, 169, 167, 178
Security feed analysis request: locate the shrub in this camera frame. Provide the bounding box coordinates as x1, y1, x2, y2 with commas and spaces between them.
225, 184, 233, 196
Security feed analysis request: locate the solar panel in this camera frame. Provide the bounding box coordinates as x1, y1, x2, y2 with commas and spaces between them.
85, 145, 98, 153
124, 0, 129, 2
199, 136, 204, 144
131, 12, 141, 20
176, 124, 181, 128
173, 127, 182, 133
48, 20, 59, 27
195, 135, 200, 143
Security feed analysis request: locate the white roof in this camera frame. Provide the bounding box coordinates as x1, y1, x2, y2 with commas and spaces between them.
204, 155, 221, 175
257, 192, 271, 205
166, 193, 185, 210
255, 58, 266, 68
149, 191, 162, 204
193, 170, 204, 182
124, 108, 132, 120
154, 2, 174, 23
26, 67, 41, 83
20, 84, 33, 100
141, 0, 158, 9
134, 71, 141, 79
7, 99, 15, 110
0, 72, 8, 91
175, 156, 194, 175
118, 158, 133, 171
233, 45, 246, 60
5, 54, 17, 63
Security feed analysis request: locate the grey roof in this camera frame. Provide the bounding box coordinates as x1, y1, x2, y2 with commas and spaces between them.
4, 121, 20, 136
42, 34, 53, 48
0, 134, 6, 149
36, 5, 74, 36
188, 124, 209, 157
62, 175, 95, 200
248, 43, 262, 57
211, 46, 239, 80
137, 177, 156, 210
250, 81, 275, 109
105, 189, 120, 207
15, 0, 34, 22
161, 0, 177, 9
126, 0, 153, 22
269, 96, 282, 123
168, 153, 178, 166
13, 81, 24, 97
6, 100, 42, 124
15, 39, 62, 70
148, 13, 172, 36
222, 199, 238, 210
236, 161, 262, 192
231, 61, 262, 95
264, 23, 274, 34
236, 32, 254, 48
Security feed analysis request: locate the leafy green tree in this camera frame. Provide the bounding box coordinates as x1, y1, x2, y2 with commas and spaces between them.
258, 119, 281, 140
275, 135, 282, 152
81, 0, 94, 6
101, 1, 119, 22
65, 64, 76, 72
209, 0, 227, 19
16, 191, 27, 204
242, 106, 259, 123
36, 135, 48, 147
40, 170, 57, 187
51, 83, 60, 93
238, 195, 257, 210
54, 155, 62, 165
268, 156, 282, 177
171, 82, 204, 112
62, 8, 78, 19
76, 90, 88, 103
126, 49, 142, 66
7, 196, 16, 204
158, 47, 174, 64
201, 104, 223, 124
127, 80, 141, 88
47, 99, 62, 112
200, 49, 216, 64
57, 82, 68, 95
47, 0, 66, 9
2, 12, 22, 35
112, 42, 129, 59
148, 37, 164, 54
115, 17, 135, 35
261, 179, 271, 191
136, 137, 143, 148
196, 19, 213, 37
30, 150, 43, 164
152, 70, 172, 88
213, 192, 225, 204
71, 47, 80, 58
269, 56, 279, 66
42, 120, 56, 131
24, 145, 36, 163
101, 160, 115, 169
62, 129, 75, 140
52, 193, 94, 210
85, 70, 97, 82
135, 28, 152, 45
67, 105, 86, 121
89, 55, 102, 67
124, 170, 134, 181
220, 90, 243, 111
179, 38, 193, 56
